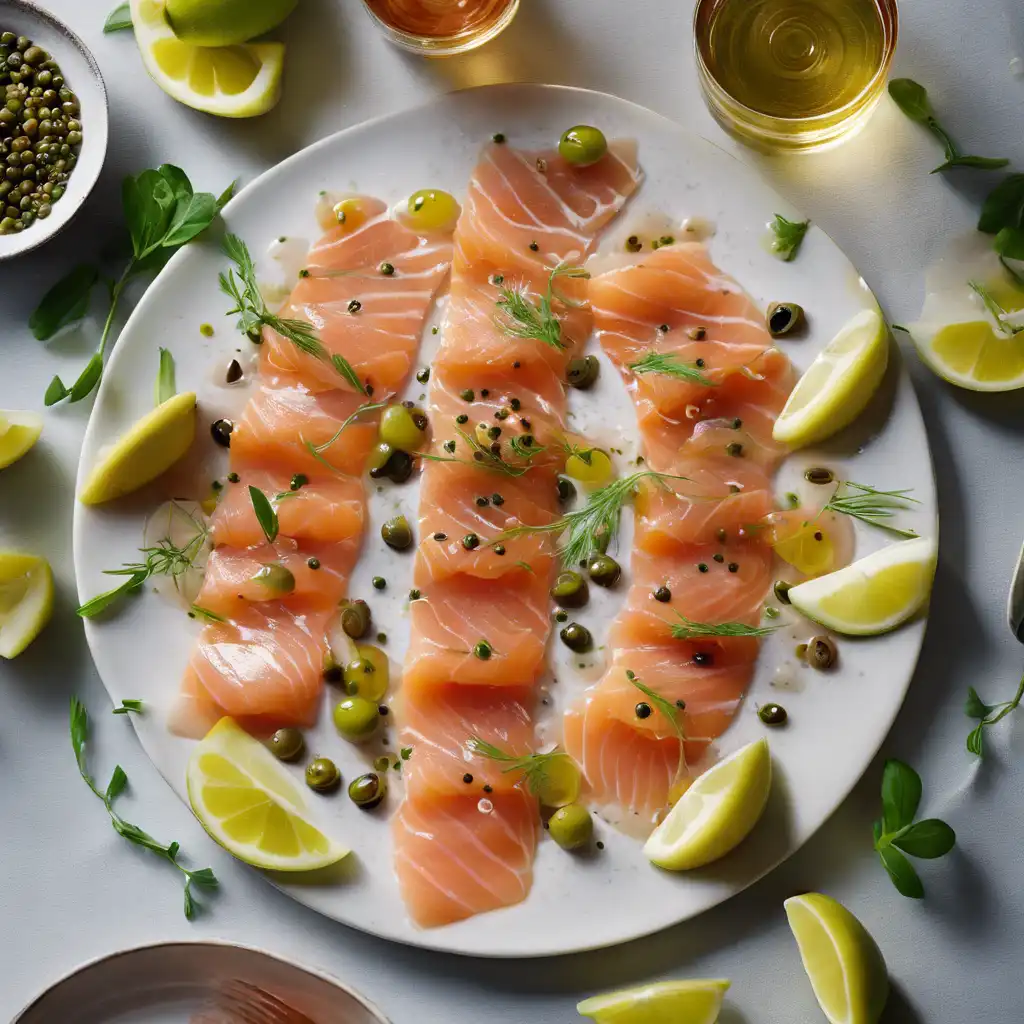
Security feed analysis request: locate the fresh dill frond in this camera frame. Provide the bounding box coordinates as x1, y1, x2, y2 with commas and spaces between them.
625, 670, 687, 786
969, 280, 1024, 336
419, 426, 531, 478
495, 263, 590, 350
824, 482, 920, 539
467, 737, 566, 796
629, 350, 718, 387
670, 615, 779, 640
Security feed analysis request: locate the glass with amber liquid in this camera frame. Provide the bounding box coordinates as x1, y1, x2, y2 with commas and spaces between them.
361, 0, 520, 56
694, 0, 898, 151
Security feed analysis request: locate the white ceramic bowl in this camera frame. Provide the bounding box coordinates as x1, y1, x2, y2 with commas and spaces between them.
0, 0, 108, 261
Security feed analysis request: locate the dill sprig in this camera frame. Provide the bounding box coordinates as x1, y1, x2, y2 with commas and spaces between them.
670, 614, 779, 641
824, 482, 919, 539
495, 263, 590, 350
969, 280, 1024, 336
495, 470, 687, 567
420, 426, 531, 478
302, 399, 389, 470
467, 737, 567, 796
77, 504, 209, 618
629, 350, 718, 387
625, 670, 687, 787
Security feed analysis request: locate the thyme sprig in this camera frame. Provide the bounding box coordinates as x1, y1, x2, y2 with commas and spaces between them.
629, 350, 718, 387
495, 263, 590, 350
467, 737, 568, 796
670, 615, 779, 641
823, 482, 919, 538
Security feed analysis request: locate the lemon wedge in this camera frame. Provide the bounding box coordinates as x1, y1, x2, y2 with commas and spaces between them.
785, 893, 889, 1024
787, 537, 936, 636
643, 738, 771, 871
0, 553, 54, 659
187, 718, 350, 872
773, 309, 888, 448
578, 980, 730, 1024
80, 392, 197, 505
0, 410, 43, 470
130, 0, 284, 118
911, 319, 1024, 392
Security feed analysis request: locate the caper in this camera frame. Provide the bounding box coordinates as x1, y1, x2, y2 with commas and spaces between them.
340, 599, 371, 639
343, 644, 389, 701
758, 703, 788, 726
382, 514, 413, 551
348, 771, 387, 810
566, 354, 600, 390
806, 635, 837, 670
333, 696, 381, 742
379, 404, 426, 451
251, 563, 296, 594
587, 554, 621, 588
210, 418, 234, 447
560, 622, 593, 653
805, 466, 835, 485
550, 570, 589, 609
547, 803, 593, 850
305, 757, 341, 793
558, 125, 608, 167
557, 477, 577, 504
773, 580, 792, 605
767, 302, 805, 337
269, 727, 305, 762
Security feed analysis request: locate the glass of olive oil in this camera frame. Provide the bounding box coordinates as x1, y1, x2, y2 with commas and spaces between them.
694, 0, 898, 151
361, 0, 520, 57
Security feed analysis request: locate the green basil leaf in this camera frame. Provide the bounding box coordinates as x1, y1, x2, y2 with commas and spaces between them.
29, 264, 99, 340
103, 2, 132, 31
44, 375, 69, 407
881, 758, 922, 834
105, 765, 129, 804
932, 154, 1010, 173
892, 818, 956, 859
979, 174, 1024, 235
161, 192, 219, 249
69, 353, 105, 403
123, 169, 176, 259
155, 348, 176, 406
964, 686, 994, 720
877, 844, 924, 898
157, 164, 193, 203
994, 227, 1024, 261
888, 78, 933, 123
248, 486, 279, 544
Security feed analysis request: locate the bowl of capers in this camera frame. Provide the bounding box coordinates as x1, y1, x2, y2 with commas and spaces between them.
0, 0, 108, 260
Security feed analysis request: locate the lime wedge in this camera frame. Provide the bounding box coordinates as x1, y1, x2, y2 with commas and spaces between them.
131, 0, 284, 118
787, 537, 936, 636
785, 893, 889, 1024
578, 980, 730, 1024
187, 718, 350, 872
773, 309, 888, 448
0, 410, 43, 470
0, 552, 54, 659
79, 391, 197, 505
643, 738, 771, 871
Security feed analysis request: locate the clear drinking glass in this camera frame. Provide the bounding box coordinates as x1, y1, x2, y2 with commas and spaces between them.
361, 0, 520, 57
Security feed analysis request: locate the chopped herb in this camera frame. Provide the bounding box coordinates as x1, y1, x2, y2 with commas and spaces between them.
467, 737, 571, 797
769, 214, 810, 261
112, 699, 144, 715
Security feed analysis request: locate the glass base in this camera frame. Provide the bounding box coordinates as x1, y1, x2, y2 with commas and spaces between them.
362, 0, 520, 57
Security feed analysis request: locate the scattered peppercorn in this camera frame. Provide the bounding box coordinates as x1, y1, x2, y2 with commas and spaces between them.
713, 553, 725, 563
372, 576, 386, 590
635, 702, 652, 719
462, 533, 480, 550
460, 388, 474, 401
492, 132, 506, 143
529, 241, 539, 251
726, 442, 743, 457
728, 562, 739, 573
307, 557, 321, 570
379, 261, 395, 275
493, 544, 506, 556
698, 563, 709, 573
653, 586, 671, 603
463, 773, 474, 784
693, 651, 713, 666
227, 472, 240, 483
473, 640, 492, 660
758, 703, 788, 726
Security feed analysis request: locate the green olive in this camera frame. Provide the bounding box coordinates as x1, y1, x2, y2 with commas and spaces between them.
340, 599, 371, 639
587, 554, 621, 588
268, 727, 305, 762
368, 441, 395, 477
560, 622, 593, 653
547, 803, 593, 850
305, 757, 341, 793
343, 644, 389, 701
758, 702, 788, 726
333, 696, 381, 742
348, 771, 387, 809
773, 580, 792, 605
566, 354, 600, 390
380, 404, 426, 450
558, 125, 608, 167
382, 514, 413, 551
767, 302, 805, 337
250, 563, 296, 594
550, 570, 589, 609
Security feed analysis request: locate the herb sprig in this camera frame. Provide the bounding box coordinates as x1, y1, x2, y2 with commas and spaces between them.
495, 263, 590, 350
249, 486, 279, 544
629, 351, 718, 387
71, 697, 218, 918
823, 482, 919, 539
873, 759, 955, 898
112, 699, 144, 716
979, 174, 1024, 268
421, 426, 532, 478
625, 670, 687, 788
964, 673, 1024, 756
968, 281, 1024, 336
32, 165, 233, 405
769, 215, 810, 261
304, 400, 389, 469
670, 614, 779, 641
467, 737, 569, 796
888, 79, 1009, 173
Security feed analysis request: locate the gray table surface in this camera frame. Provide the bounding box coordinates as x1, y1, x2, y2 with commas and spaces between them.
2, 0, 1023, 1020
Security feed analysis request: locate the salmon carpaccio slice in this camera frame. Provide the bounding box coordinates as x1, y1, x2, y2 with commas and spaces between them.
393, 141, 641, 928
563, 244, 793, 826
171, 198, 452, 736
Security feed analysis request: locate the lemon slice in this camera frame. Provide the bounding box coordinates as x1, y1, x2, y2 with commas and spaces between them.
643, 738, 771, 871
787, 537, 936, 636
0, 553, 54, 659
785, 893, 889, 1024
911, 319, 1024, 392
578, 980, 730, 1024
130, 0, 284, 118
0, 411, 43, 470
773, 309, 888, 447
80, 392, 197, 505
187, 718, 350, 872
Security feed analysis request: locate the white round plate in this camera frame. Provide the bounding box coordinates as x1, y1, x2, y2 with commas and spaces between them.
13, 941, 390, 1023
74, 84, 936, 957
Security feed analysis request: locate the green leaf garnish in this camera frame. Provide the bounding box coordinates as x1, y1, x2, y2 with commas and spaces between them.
629, 350, 718, 387
625, 670, 687, 788
332, 354, 368, 396
769, 214, 810, 261
420, 426, 532, 478
964, 673, 1024, 756
29, 264, 99, 340
190, 605, 226, 623
155, 348, 176, 406
103, 3, 133, 32
978, 174, 1024, 235
670, 614, 778, 640
112, 699, 144, 715
467, 737, 569, 797
495, 263, 590, 350
248, 486, 279, 544
823, 482, 919, 538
